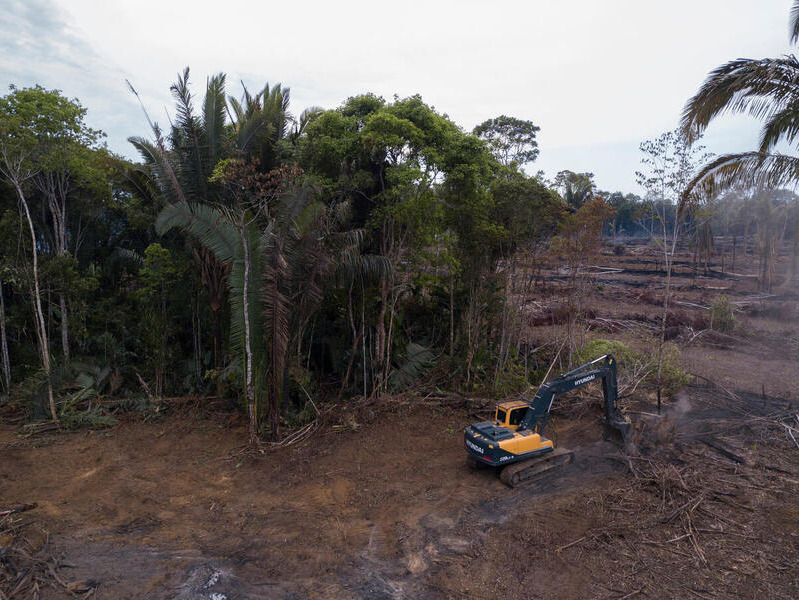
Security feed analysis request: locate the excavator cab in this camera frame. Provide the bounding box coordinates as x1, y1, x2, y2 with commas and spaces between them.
494, 400, 528, 431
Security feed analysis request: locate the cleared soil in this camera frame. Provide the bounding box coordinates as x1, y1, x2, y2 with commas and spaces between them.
1, 242, 798, 599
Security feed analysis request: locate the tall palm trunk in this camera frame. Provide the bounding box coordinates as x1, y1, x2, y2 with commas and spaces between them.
240, 223, 257, 445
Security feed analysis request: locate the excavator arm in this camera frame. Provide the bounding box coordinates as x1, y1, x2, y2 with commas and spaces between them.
518, 354, 629, 440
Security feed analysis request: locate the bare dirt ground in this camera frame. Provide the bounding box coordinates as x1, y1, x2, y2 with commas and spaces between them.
2, 242, 798, 599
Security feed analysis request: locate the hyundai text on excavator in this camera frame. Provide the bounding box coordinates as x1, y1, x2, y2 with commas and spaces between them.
464, 354, 630, 487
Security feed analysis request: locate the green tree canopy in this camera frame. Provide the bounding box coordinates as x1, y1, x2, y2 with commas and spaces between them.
473, 115, 540, 168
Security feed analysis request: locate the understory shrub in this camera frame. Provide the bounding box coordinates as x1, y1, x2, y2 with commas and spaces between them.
709, 295, 735, 333
574, 338, 689, 396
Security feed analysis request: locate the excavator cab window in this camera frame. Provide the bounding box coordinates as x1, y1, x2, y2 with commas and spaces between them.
508, 408, 525, 427
496, 409, 507, 424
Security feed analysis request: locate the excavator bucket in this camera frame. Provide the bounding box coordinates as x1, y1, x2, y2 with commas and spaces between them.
606, 407, 632, 444
605, 405, 636, 456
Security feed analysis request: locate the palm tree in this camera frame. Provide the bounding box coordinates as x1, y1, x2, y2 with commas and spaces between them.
155, 200, 264, 442
128, 69, 231, 366
157, 182, 381, 440
228, 82, 302, 171
554, 170, 595, 209
681, 1, 799, 198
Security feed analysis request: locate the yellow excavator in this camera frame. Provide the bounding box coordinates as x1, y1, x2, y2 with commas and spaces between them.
464, 355, 630, 487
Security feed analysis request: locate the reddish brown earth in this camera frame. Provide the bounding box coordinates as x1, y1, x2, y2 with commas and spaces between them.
1, 243, 798, 599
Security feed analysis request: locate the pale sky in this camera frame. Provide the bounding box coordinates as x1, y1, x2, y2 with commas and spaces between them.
1, 0, 795, 192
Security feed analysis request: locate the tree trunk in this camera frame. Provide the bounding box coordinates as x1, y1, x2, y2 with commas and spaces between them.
59, 293, 69, 363
449, 273, 455, 357
15, 184, 57, 422
0, 280, 11, 394
240, 224, 257, 446
362, 282, 367, 398
40, 175, 71, 364
743, 217, 750, 257
375, 277, 388, 391
656, 216, 679, 414
192, 294, 202, 386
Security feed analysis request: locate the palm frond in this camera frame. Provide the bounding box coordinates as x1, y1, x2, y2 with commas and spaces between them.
261, 231, 290, 409
681, 56, 799, 143
155, 202, 239, 263
235, 112, 269, 155
128, 136, 161, 167
170, 67, 196, 131
388, 342, 437, 391
791, 0, 799, 44
227, 96, 245, 124
127, 136, 183, 204
682, 152, 799, 205
204, 73, 227, 169
294, 106, 324, 138
107, 247, 144, 277
122, 164, 161, 206
169, 67, 209, 202
758, 100, 799, 151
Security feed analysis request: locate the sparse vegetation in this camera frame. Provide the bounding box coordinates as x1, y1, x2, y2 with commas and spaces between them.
710, 294, 735, 333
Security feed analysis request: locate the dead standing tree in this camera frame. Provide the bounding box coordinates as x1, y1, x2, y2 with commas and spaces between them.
636, 129, 712, 412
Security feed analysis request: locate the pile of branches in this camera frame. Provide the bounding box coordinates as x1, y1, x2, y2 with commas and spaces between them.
554, 381, 799, 599
0, 505, 94, 599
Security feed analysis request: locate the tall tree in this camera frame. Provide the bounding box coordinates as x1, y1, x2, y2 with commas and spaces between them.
636, 129, 711, 411
302, 94, 482, 390
129, 69, 232, 367
553, 170, 595, 209
473, 115, 540, 168
0, 87, 57, 420
28, 93, 104, 363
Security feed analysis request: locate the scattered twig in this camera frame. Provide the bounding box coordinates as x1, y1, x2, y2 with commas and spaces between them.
783, 416, 799, 450
661, 493, 705, 524
21, 421, 60, 436
617, 586, 645, 600
556, 535, 587, 554
675, 301, 710, 310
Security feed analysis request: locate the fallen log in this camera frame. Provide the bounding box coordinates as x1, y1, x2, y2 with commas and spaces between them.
698, 437, 748, 465
0, 503, 36, 517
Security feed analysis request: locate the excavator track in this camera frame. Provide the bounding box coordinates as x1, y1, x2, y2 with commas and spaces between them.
499, 447, 574, 487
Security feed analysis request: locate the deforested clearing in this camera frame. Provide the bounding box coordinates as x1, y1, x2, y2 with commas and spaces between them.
3, 2, 799, 598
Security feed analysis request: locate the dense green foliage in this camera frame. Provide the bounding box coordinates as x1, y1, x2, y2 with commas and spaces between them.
3, 58, 797, 440
0, 77, 581, 438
